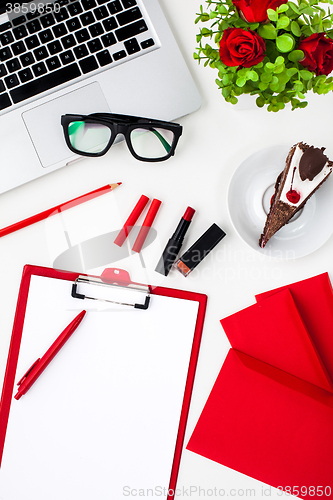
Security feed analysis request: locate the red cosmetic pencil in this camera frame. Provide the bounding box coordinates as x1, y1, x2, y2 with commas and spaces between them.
114, 194, 150, 247
0, 183, 121, 238
132, 198, 162, 253
14, 310, 86, 400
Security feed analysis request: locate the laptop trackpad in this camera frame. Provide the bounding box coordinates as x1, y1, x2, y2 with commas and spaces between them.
22, 82, 111, 168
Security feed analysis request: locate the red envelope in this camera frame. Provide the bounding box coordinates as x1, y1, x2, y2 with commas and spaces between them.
187, 275, 333, 498
256, 273, 333, 383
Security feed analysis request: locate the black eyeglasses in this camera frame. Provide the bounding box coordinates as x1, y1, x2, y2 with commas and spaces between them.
61, 113, 183, 162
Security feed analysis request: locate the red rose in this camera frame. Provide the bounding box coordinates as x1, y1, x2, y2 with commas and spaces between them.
298, 33, 333, 76
232, 0, 288, 23
219, 28, 266, 68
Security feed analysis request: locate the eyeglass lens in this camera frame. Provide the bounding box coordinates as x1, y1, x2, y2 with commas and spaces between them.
130, 127, 174, 159
67, 120, 175, 159
68, 121, 112, 154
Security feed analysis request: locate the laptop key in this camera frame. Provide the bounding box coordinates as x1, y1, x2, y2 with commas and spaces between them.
87, 38, 102, 52
0, 32, 14, 46
61, 34, 76, 48
0, 47, 13, 61
121, 0, 136, 7
26, 35, 40, 49
12, 15, 26, 26
80, 12, 95, 26
32, 61, 47, 77
27, 19, 42, 33
124, 37, 140, 54
89, 22, 103, 37
11, 41, 26, 56
0, 93, 11, 110
39, 29, 54, 43
20, 52, 35, 66
0, 64, 7, 77
0, 22, 12, 33
18, 67, 34, 83
60, 50, 75, 64
6, 58, 21, 73
68, 2, 83, 16
94, 6, 109, 20
141, 38, 154, 49
0, 80, 5, 92
74, 44, 89, 58
48, 40, 63, 54
13, 25, 28, 40
10, 63, 81, 103
79, 55, 98, 73
102, 17, 117, 31
53, 23, 68, 37
108, 0, 122, 15
66, 17, 82, 31
115, 19, 147, 42
40, 14, 56, 28
54, 8, 69, 22
34, 46, 49, 60
5, 74, 19, 88
82, 0, 97, 10
116, 7, 141, 26
75, 28, 90, 42
101, 32, 116, 47
113, 49, 126, 60
46, 55, 61, 70
96, 49, 112, 66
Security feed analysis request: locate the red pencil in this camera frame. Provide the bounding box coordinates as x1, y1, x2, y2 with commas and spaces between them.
0, 183, 121, 238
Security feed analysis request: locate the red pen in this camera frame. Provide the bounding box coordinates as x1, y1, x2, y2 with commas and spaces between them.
14, 310, 86, 400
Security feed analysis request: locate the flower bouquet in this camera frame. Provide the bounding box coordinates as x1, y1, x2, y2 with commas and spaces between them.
194, 0, 333, 111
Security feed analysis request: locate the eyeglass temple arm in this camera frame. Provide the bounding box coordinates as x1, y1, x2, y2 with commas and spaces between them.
150, 128, 171, 153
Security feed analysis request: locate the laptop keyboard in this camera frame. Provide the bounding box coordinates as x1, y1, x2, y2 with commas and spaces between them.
0, 0, 159, 111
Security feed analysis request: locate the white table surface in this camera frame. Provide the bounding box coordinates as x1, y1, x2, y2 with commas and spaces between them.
1, 0, 333, 498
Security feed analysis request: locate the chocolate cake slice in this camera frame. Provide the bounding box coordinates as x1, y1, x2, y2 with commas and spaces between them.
259, 142, 333, 248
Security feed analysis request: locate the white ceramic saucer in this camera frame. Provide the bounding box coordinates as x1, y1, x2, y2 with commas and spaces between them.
227, 145, 333, 259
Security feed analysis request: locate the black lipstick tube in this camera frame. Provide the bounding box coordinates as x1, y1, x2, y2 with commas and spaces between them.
155, 207, 195, 276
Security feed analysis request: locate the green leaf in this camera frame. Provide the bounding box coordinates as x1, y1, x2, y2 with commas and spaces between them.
261, 72, 273, 83
256, 96, 266, 107
277, 15, 290, 29
277, 4, 289, 12
247, 70, 259, 81
276, 33, 295, 52
267, 8, 278, 22
258, 23, 278, 39
236, 77, 246, 87
291, 20, 302, 36
288, 49, 305, 62
275, 56, 285, 65
218, 4, 228, 14
287, 67, 298, 77
299, 69, 313, 80
288, 2, 301, 15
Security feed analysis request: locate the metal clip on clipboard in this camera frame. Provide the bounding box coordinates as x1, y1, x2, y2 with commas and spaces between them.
71, 268, 151, 310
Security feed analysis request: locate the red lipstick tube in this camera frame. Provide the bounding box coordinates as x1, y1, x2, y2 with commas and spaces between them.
155, 206, 195, 276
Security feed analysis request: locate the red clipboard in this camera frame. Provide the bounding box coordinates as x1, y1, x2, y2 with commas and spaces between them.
0, 265, 207, 500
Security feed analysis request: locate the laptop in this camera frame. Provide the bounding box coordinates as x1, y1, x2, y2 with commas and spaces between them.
0, 0, 201, 193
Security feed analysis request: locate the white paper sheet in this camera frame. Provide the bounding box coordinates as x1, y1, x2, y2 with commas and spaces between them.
0, 275, 199, 500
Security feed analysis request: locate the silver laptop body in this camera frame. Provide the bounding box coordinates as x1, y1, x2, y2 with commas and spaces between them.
0, 0, 201, 193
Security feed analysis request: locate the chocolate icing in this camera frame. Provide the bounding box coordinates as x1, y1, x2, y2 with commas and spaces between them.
299, 146, 328, 181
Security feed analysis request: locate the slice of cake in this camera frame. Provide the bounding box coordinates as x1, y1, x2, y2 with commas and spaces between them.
259, 142, 333, 248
